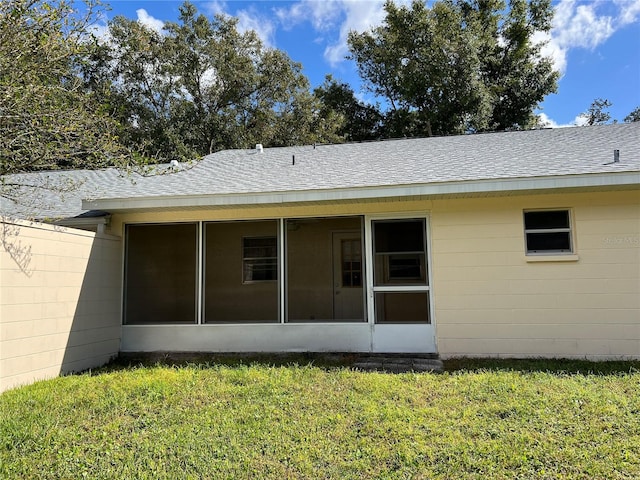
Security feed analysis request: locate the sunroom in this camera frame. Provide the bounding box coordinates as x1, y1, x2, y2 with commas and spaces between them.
121, 214, 436, 353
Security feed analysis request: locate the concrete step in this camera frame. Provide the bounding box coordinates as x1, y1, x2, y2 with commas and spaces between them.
352, 355, 444, 373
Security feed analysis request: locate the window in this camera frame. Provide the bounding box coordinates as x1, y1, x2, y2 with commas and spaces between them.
242, 237, 277, 282
387, 255, 422, 280
524, 210, 573, 254
341, 238, 362, 287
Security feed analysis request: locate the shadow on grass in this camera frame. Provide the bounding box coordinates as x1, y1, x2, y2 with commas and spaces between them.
96, 352, 640, 377
443, 357, 640, 375
102, 352, 360, 373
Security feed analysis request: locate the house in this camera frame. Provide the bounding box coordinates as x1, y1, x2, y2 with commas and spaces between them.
1, 123, 639, 389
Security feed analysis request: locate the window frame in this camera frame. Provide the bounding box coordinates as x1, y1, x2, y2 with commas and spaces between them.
372, 218, 428, 287
242, 235, 278, 284
368, 216, 432, 324
523, 209, 574, 255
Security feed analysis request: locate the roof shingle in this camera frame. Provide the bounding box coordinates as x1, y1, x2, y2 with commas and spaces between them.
2, 123, 639, 220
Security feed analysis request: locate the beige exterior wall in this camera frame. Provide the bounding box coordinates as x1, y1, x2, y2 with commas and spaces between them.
109, 198, 436, 233
430, 190, 640, 359
1, 220, 122, 392
113, 189, 639, 359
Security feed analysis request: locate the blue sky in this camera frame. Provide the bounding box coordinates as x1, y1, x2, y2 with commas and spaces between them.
99, 0, 640, 127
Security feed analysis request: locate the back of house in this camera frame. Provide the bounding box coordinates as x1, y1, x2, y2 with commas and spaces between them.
2, 123, 639, 390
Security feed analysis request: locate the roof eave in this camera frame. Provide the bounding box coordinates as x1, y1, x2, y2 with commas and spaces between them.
82, 171, 640, 213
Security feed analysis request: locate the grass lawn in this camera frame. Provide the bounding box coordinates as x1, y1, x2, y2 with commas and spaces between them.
1, 358, 639, 479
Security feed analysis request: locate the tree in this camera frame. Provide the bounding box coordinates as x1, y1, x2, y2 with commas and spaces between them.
347, 0, 558, 137
0, 0, 130, 178
314, 75, 383, 141
578, 98, 613, 126
348, 0, 482, 137
91, 2, 341, 162
475, 0, 558, 131
624, 106, 640, 123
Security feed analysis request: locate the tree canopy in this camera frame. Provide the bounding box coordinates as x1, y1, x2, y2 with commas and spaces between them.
579, 98, 613, 126
314, 75, 383, 142
1, 0, 343, 181
88, 2, 341, 162
624, 106, 640, 123
575, 99, 639, 125
348, 0, 559, 137
3, 0, 635, 191
0, 0, 129, 176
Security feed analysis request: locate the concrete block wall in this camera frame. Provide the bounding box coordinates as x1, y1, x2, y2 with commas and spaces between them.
1, 220, 122, 392
431, 190, 640, 359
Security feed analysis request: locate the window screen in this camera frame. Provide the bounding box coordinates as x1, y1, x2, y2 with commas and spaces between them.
286, 216, 365, 322
124, 223, 197, 324
204, 221, 278, 323
374, 292, 430, 324
372, 219, 427, 286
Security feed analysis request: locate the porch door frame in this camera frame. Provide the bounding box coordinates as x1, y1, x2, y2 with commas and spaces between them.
364, 213, 437, 353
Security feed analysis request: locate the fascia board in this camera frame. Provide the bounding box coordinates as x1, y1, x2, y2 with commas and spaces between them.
51, 216, 108, 226
82, 171, 640, 212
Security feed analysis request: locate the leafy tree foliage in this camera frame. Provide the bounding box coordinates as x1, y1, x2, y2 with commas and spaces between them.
348, 0, 558, 137
0, 0, 130, 178
624, 106, 640, 123
89, 2, 341, 162
578, 98, 613, 126
575, 100, 640, 125
314, 75, 383, 141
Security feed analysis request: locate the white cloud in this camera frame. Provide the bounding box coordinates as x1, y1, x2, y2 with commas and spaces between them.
533, 31, 568, 73
87, 22, 111, 43
136, 9, 165, 34
279, 0, 639, 72
237, 7, 276, 48
537, 112, 559, 127
614, 0, 640, 25
276, 0, 343, 32
536, 0, 640, 74
202, 2, 275, 48
200, 68, 220, 90
203, 1, 228, 17
553, 0, 614, 50
537, 112, 588, 128
573, 114, 590, 126
275, 0, 392, 66
323, 1, 388, 66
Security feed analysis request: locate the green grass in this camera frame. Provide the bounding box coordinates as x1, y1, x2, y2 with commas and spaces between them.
2, 359, 639, 479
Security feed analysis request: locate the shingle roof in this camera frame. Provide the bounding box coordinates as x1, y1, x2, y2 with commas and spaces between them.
1, 169, 129, 220
2, 123, 639, 220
